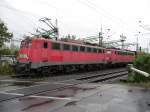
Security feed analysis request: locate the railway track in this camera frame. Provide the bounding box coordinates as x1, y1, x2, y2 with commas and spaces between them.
10, 67, 127, 82
0, 68, 128, 102
77, 69, 128, 83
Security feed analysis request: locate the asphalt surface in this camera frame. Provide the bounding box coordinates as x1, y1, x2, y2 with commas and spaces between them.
0, 67, 149, 112
0, 83, 150, 112
0, 68, 128, 102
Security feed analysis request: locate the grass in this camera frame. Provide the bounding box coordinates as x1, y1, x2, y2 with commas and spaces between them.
0, 62, 14, 75
120, 72, 150, 88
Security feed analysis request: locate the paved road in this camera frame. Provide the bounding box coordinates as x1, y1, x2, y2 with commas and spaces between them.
0, 83, 150, 112
0, 68, 127, 102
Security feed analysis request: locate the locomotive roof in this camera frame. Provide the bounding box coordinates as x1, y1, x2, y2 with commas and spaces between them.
106, 48, 135, 53
25, 37, 134, 53
31, 37, 106, 49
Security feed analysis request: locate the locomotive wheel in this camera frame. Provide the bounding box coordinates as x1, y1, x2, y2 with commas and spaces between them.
64, 66, 72, 73
41, 67, 51, 76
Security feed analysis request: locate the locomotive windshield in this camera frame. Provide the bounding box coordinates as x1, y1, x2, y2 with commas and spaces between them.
20, 38, 32, 48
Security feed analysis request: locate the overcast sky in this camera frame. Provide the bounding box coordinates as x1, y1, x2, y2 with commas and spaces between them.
0, 0, 150, 50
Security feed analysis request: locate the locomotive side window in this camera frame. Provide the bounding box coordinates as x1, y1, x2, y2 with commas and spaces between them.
123, 52, 126, 55
72, 45, 78, 51
128, 52, 134, 56
102, 49, 105, 53
80, 46, 85, 52
98, 49, 102, 53
118, 51, 129, 55
52, 43, 61, 50
122, 52, 125, 55
131, 52, 134, 56
93, 48, 97, 53
63, 44, 70, 50
43, 42, 48, 48
118, 51, 123, 55
87, 47, 91, 52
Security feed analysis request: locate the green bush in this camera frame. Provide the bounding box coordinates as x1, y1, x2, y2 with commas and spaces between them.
0, 48, 18, 55
130, 54, 150, 82
133, 54, 150, 74
0, 62, 14, 75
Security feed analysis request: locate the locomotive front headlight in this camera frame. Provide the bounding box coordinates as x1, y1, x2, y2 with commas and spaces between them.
106, 51, 111, 54
19, 54, 28, 59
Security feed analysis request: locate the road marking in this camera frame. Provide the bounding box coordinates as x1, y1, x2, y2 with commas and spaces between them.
59, 79, 76, 83
35, 81, 49, 84
0, 79, 49, 84
3, 83, 51, 93
29, 95, 78, 101
2, 80, 73, 93
52, 82, 73, 85
0, 92, 78, 101
0, 92, 24, 96
0, 80, 32, 83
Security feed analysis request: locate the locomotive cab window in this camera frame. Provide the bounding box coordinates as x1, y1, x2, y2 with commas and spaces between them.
43, 42, 48, 48
52, 43, 61, 50
20, 38, 32, 48
63, 44, 70, 50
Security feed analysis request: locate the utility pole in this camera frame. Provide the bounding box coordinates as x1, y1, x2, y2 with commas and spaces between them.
55, 19, 59, 40
136, 31, 140, 52
147, 42, 150, 53
120, 34, 126, 50
137, 21, 142, 52
99, 26, 103, 47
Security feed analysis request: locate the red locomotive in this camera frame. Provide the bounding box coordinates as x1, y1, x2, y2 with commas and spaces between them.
14, 36, 135, 75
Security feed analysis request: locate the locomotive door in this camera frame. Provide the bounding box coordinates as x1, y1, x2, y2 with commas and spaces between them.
105, 50, 112, 63
42, 41, 48, 62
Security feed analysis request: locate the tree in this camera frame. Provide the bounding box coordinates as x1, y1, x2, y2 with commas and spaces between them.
0, 19, 13, 47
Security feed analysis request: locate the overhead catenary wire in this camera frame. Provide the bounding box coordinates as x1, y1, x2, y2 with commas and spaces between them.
1, 1, 79, 37
0, 4, 40, 34
76, 0, 124, 25
0, 0, 132, 41
0, 4, 40, 24
76, 0, 133, 33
